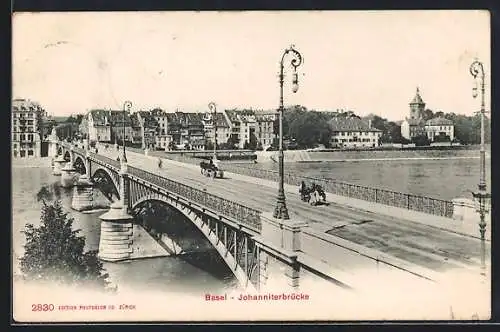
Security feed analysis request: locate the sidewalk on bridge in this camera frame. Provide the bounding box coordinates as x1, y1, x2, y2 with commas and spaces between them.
127, 150, 490, 241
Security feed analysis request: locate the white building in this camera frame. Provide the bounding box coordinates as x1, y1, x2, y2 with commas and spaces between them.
329, 117, 382, 148
254, 110, 277, 149
151, 108, 169, 136
202, 111, 231, 146
224, 109, 275, 149
12, 98, 43, 158
400, 87, 455, 142
401, 118, 426, 141
425, 117, 454, 142
87, 110, 111, 142
155, 134, 172, 150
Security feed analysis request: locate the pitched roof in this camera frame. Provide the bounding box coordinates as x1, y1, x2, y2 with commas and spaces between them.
88, 109, 133, 126
89, 109, 108, 126
329, 117, 381, 132
201, 112, 230, 128
426, 117, 453, 126
109, 110, 133, 126
150, 108, 168, 117
137, 111, 159, 128
410, 87, 425, 105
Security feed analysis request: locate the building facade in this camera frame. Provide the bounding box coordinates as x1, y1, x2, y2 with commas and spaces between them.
202, 111, 231, 147
137, 111, 159, 149
401, 87, 455, 142
254, 110, 277, 149
225, 109, 275, 149
401, 87, 427, 141
425, 117, 454, 142
329, 117, 382, 148
12, 98, 43, 158
88, 110, 111, 142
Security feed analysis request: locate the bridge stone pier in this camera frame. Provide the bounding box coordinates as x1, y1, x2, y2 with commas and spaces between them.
98, 201, 135, 261
71, 174, 94, 211
60, 147, 78, 188
52, 154, 66, 176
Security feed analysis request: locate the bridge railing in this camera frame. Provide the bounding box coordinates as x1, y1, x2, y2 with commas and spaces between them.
90, 153, 121, 170
126, 165, 262, 233
219, 164, 455, 218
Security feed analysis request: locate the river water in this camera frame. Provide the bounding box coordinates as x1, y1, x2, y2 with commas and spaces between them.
254, 148, 491, 200
12, 163, 238, 296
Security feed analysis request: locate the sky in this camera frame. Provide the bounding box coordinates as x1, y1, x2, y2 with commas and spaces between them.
12, 10, 490, 121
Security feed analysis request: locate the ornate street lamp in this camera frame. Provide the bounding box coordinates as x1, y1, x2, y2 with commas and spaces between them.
273, 45, 303, 220
470, 59, 491, 273
208, 102, 217, 161
122, 101, 132, 163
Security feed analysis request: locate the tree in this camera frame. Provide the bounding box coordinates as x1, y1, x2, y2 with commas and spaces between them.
411, 134, 430, 146
19, 199, 112, 291
422, 109, 435, 121
34, 105, 47, 143
288, 111, 332, 148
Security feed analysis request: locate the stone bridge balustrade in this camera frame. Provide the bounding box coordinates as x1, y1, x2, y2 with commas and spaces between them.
253, 213, 308, 291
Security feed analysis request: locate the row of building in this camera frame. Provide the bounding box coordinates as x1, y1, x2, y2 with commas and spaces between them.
11, 88, 456, 158
83, 107, 278, 151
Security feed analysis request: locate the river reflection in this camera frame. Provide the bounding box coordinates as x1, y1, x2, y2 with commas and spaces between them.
12, 164, 239, 296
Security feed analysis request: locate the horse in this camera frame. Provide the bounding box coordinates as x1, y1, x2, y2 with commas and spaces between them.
300, 182, 327, 205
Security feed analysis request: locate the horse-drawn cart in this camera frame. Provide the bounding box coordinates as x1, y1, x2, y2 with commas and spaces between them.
299, 182, 327, 206
200, 159, 224, 179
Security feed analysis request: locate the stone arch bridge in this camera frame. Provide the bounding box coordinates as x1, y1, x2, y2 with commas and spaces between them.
49, 141, 309, 292
48, 140, 468, 297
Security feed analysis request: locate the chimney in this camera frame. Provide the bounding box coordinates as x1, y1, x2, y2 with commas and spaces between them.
368, 119, 372, 129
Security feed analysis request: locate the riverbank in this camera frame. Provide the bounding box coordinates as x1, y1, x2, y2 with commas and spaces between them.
12, 157, 52, 168
255, 146, 488, 163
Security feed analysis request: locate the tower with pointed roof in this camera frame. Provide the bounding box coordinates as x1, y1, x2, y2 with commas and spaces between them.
409, 87, 425, 120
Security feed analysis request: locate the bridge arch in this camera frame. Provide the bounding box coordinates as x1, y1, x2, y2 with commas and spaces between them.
91, 166, 120, 200
73, 155, 87, 174
131, 194, 258, 291
63, 150, 71, 161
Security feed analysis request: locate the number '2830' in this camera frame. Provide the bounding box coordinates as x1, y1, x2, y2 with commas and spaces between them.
32, 304, 54, 311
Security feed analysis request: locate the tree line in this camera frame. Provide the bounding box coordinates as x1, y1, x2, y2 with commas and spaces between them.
268, 106, 490, 149
368, 109, 490, 145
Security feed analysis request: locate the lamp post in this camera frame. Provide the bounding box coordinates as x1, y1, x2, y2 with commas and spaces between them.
470, 59, 490, 274
122, 101, 132, 163
273, 45, 303, 220
208, 102, 217, 161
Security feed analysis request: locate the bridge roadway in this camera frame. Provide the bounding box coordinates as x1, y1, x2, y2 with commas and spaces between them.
97, 148, 485, 275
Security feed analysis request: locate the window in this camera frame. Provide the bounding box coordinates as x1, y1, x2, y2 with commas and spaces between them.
28, 150, 34, 156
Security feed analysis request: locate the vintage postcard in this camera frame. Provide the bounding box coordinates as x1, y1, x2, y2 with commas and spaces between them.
11, 10, 491, 322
